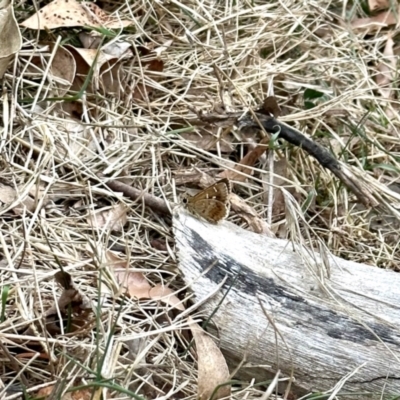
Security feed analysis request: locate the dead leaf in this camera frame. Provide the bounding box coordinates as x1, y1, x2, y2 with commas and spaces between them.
43, 271, 92, 335
79, 31, 102, 49
106, 250, 151, 298
103, 41, 132, 58
153, 40, 173, 57
0, 0, 22, 78
376, 36, 396, 99
189, 319, 231, 400
61, 118, 97, 158
133, 47, 164, 100
369, 0, 389, 12
100, 59, 124, 95
219, 137, 269, 181
88, 203, 128, 232
0, 183, 35, 214
230, 193, 275, 237
21, 0, 132, 30
351, 6, 400, 31
149, 285, 185, 311
48, 45, 76, 96
37, 386, 94, 400
105, 251, 184, 309
261, 96, 282, 118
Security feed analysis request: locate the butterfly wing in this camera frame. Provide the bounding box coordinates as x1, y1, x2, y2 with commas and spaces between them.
190, 178, 231, 202
188, 199, 230, 223
183, 178, 231, 223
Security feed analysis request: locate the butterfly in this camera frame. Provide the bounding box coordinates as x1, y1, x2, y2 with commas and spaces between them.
182, 178, 231, 223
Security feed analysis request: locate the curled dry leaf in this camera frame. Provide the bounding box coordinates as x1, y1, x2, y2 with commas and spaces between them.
219, 137, 269, 182
369, 0, 389, 12
79, 31, 102, 49
21, 0, 132, 30
189, 318, 231, 400
261, 96, 282, 118
63, 46, 129, 102
351, 6, 400, 31
229, 193, 275, 237
43, 271, 92, 335
0, 0, 22, 78
88, 203, 128, 232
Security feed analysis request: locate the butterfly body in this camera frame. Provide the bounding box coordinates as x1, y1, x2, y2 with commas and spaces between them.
182, 178, 231, 223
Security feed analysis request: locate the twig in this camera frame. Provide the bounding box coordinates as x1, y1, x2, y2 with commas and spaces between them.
193, 109, 379, 207
100, 176, 172, 217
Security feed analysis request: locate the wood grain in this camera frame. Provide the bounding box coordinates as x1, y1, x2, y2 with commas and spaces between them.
173, 209, 400, 399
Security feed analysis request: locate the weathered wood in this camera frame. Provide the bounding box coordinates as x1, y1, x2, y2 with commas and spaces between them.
173, 209, 400, 399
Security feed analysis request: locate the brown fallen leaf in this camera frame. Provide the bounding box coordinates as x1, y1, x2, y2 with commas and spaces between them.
219, 137, 269, 181
351, 6, 400, 31
100, 59, 124, 95
88, 203, 128, 232
21, 0, 132, 30
48, 45, 76, 97
260, 96, 282, 118
105, 251, 184, 310
369, 0, 389, 12
0, 183, 36, 215
106, 250, 152, 299
133, 46, 164, 100
0, 0, 21, 78
189, 318, 231, 400
42, 271, 92, 335
37, 385, 94, 400
149, 285, 185, 311
229, 193, 275, 237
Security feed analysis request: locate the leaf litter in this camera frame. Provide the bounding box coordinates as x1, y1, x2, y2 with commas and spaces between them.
2, 0, 400, 399
21, 0, 131, 30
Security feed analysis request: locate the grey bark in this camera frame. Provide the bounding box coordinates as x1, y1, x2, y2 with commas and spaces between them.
173, 209, 400, 399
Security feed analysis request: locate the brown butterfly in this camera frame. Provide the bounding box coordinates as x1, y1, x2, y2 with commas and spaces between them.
182, 178, 231, 223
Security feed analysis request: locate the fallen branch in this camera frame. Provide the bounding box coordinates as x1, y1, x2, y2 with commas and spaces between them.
100, 176, 172, 217
192, 109, 379, 207
173, 208, 400, 399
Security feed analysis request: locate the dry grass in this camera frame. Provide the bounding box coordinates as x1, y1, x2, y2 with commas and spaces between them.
1, 0, 400, 398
